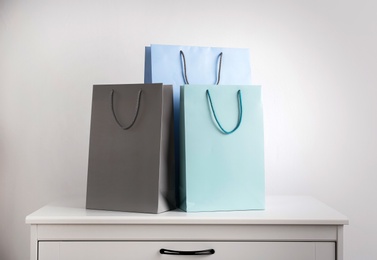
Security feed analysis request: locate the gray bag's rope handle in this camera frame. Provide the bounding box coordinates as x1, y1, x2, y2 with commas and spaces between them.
206, 89, 243, 134
180, 50, 223, 85
110, 89, 143, 130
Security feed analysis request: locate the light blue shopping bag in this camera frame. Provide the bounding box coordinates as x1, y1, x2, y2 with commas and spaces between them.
180, 84, 264, 212
144, 44, 252, 205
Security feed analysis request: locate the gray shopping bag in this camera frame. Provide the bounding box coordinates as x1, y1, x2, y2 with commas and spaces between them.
86, 83, 175, 213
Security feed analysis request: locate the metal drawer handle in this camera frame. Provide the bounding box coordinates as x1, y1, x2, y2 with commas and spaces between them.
160, 248, 215, 255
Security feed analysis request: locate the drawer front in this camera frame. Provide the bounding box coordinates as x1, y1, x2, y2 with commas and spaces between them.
39, 241, 335, 260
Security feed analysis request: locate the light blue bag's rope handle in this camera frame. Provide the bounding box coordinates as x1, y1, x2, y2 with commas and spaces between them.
110, 89, 143, 130
206, 89, 243, 134
180, 50, 223, 85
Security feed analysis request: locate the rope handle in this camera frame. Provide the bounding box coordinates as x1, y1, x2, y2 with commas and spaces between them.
110, 89, 143, 130
206, 89, 243, 134
180, 50, 223, 85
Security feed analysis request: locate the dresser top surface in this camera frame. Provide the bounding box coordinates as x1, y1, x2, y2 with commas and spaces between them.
25, 196, 348, 225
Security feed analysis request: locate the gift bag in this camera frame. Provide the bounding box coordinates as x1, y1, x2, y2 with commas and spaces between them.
145, 44, 252, 201
86, 83, 175, 213
180, 84, 264, 212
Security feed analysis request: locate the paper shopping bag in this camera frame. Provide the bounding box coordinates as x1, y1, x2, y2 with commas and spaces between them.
145, 44, 252, 201
86, 83, 175, 213
180, 84, 264, 212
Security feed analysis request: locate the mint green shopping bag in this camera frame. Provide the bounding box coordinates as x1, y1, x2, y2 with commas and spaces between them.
180, 85, 265, 212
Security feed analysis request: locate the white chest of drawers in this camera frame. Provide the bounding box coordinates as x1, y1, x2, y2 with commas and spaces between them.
25, 196, 348, 260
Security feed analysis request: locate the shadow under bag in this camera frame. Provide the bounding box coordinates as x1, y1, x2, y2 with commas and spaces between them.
86, 83, 175, 214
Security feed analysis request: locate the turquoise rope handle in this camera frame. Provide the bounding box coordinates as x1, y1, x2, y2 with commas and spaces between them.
206, 89, 243, 134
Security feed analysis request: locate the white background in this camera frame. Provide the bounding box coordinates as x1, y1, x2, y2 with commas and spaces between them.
1, 0, 376, 259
